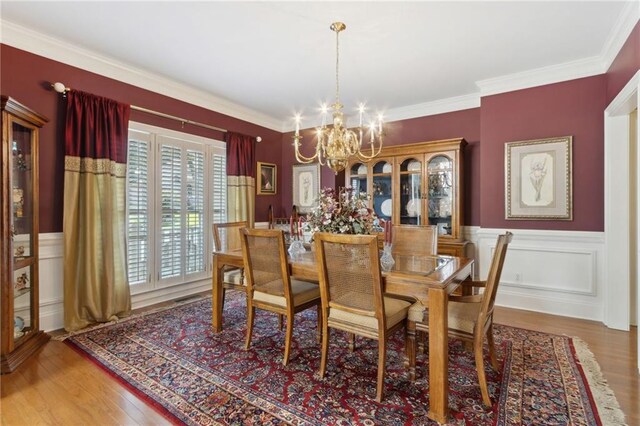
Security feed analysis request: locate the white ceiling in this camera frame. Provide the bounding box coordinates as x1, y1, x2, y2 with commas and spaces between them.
0, 1, 635, 131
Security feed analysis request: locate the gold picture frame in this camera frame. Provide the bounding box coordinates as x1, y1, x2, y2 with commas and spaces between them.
257, 162, 277, 195
505, 136, 572, 220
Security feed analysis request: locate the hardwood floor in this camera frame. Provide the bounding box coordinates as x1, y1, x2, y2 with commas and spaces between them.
1, 305, 637, 425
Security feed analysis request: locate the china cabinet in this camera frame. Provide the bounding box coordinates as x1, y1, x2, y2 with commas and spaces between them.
346, 138, 468, 257
1, 96, 49, 373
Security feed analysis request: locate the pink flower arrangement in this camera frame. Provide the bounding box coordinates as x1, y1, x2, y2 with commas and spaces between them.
305, 187, 377, 237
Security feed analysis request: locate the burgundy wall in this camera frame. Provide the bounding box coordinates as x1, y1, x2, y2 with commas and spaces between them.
480, 75, 607, 231
1, 45, 283, 232
5, 19, 637, 235
606, 21, 640, 105
281, 108, 482, 225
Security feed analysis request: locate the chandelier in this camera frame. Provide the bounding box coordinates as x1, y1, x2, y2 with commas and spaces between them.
293, 22, 384, 174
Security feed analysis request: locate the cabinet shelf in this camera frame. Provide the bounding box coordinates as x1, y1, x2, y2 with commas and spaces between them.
13, 257, 34, 270
13, 287, 30, 298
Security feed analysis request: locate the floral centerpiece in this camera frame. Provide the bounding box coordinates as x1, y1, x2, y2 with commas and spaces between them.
304, 187, 378, 237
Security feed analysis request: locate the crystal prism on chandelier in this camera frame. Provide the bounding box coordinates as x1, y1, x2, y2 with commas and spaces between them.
293, 22, 384, 174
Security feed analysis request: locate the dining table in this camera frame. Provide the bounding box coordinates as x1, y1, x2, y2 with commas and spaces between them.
211, 247, 473, 424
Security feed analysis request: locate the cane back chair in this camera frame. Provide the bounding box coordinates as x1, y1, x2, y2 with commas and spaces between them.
406, 231, 513, 407
212, 221, 249, 311
240, 228, 321, 366
392, 224, 438, 257
314, 232, 411, 402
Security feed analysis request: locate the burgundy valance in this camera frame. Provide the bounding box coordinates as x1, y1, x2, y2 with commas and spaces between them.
225, 131, 255, 178
65, 90, 130, 163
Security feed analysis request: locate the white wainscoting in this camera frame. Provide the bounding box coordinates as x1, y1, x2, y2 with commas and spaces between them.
466, 227, 605, 322
36, 227, 606, 330
38, 233, 65, 331
37, 233, 212, 332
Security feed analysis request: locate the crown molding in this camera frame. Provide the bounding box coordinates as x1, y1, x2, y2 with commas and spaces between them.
476, 56, 605, 98
477, 2, 638, 98
383, 93, 481, 123
601, 1, 640, 72
0, 20, 284, 132
279, 93, 481, 132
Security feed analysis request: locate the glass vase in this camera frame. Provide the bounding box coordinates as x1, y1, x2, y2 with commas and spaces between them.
380, 242, 395, 272
288, 239, 306, 260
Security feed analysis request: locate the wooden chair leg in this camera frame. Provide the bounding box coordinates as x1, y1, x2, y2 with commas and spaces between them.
283, 313, 294, 366
278, 314, 284, 330
487, 324, 499, 370
316, 304, 322, 343
474, 336, 492, 407
406, 320, 417, 382
245, 305, 255, 350
319, 319, 330, 379
348, 333, 356, 352
417, 330, 425, 355
376, 336, 387, 402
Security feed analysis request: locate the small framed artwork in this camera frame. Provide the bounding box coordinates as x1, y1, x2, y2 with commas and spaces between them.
505, 136, 572, 220
257, 162, 277, 195
292, 163, 320, 213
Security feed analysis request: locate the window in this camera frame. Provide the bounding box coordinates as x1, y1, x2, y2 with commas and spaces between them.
126, 123, 226, 292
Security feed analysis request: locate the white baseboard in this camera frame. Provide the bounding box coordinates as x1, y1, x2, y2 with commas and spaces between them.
35, 227, 607, 330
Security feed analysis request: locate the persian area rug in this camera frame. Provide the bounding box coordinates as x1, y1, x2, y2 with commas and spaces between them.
59, 294, 626, 425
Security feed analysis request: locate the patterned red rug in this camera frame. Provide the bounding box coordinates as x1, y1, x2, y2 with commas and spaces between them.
59, 294, 626, 425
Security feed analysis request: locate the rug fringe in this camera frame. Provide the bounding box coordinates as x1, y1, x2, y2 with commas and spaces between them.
572, 337, 627, 426
53, 295, 207, 341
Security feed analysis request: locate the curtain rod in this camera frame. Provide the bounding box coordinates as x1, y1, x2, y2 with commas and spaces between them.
131, 105, 226, 133
51, 82, 262, 142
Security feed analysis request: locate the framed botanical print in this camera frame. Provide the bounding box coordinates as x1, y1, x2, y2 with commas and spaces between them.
292, 163, 320, 213
505, 136, 572, 220
257, 162, 276, 195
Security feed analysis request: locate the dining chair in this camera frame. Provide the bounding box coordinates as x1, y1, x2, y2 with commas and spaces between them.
392, 224, 438, 256
391, 224, 438, 354
406, 231, 513, 407
240, 228, 321, 366
212, 221, 249, 311
314, 232, 411, 402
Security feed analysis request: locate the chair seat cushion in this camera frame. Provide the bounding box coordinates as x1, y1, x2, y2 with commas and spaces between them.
253, 279, 319, 308
408, 300, 481, 334
329, 296, 410, 331
223, 268, 246, 285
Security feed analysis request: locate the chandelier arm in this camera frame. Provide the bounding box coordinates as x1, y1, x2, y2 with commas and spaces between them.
355, 140, 384, 161
293, 136, 319, 163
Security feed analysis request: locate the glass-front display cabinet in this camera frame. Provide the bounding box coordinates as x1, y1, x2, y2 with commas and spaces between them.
1, 96, 49, 373
345, 138, 467, 257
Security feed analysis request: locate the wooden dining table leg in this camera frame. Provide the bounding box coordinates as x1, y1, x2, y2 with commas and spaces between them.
212, 254, 224, 333
427, 287, 449, 424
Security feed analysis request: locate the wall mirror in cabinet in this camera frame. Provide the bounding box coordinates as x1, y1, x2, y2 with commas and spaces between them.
1, 96, 50, 373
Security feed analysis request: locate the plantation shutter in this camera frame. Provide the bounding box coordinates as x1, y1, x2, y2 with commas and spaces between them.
159, 144, 183, 279
126, 131, 151, 285
126, 122, 223, 292
186, 150, 205, 273
212, 151, 227, 224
